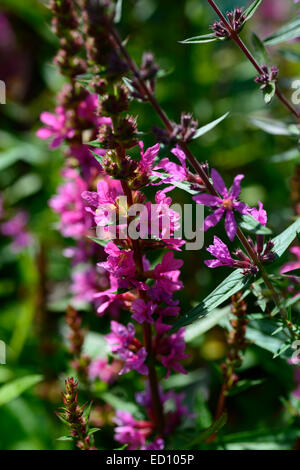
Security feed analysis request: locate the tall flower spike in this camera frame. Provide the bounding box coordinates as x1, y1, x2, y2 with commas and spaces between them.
58, 378, 96, 450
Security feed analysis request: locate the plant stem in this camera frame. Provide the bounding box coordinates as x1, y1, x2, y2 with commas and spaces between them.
207, 0, 299, 118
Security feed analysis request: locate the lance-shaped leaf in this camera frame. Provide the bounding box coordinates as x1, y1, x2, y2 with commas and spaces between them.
179, 33, 218, 44
272, 217, 300, 258
244, 0, 262, 22
0, 375, 43, 407
251, 32, 269, 65
90, 149, 105, 165
249, 116, 300, 136
238, 214, 272, 235
270, 148, 300, 163
114, 0, 123, 23
192, 111, 230, 140
171, 269, 250, 331
264, 18, 300, 46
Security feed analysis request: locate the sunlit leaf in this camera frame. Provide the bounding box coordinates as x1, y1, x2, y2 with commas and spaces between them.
0, 375, 43, 407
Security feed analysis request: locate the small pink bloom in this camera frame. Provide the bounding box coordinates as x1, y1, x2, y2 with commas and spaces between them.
36, 106, 75, 149
280, 246, 300, 274
131, 299, 157, 324
194, 169, 249, 241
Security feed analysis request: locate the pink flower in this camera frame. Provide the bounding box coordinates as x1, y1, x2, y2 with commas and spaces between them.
1, 211, 33, 252
138, 141, 160, 177
131, 299, 157, 324
49, 169, 91, 239
136, 385, 190, 434
139, 189, 184, 251
71, 265, 108, 303
106, 321, 148, 375
88, 358, 119, 384
205, 236, 235, 269
106, 321, 136, 352
154, 145, 187, 185
141, 438, 165, 450
154, 322, 188, 378
114, 411, 152, 450
93, 274, 130, 317
249, 201, 267, 226
280, 246, 300, 274
149, 252, 183, 305
36, 106, 75, 149
99, 242, 136, 279
194, 169, 249, 241
205, 236, 260, 275
118, 347, 148, 375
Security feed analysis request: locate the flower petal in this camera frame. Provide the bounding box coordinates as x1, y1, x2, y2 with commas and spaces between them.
231, 174, 244, 198
193, 194, 220, 206
203, 207, 224, 231
225, 210, 237, 241
211, 169, 227, 197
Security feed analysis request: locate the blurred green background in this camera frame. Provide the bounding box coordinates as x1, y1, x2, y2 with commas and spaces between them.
0, 0, 299, 450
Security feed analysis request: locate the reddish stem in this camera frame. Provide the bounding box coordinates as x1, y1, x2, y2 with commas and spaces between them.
207, 0, 299, 118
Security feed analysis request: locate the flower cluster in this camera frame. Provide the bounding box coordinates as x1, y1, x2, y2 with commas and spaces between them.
211, 8, 246, 39
114, 387, 189, 450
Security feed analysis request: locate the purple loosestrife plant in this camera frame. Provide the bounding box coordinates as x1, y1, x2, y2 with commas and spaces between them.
38, 0, 300, 450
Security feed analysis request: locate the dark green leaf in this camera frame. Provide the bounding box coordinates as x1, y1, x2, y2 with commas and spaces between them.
227, 379, 265, 396
251, 32, 269, 65
171, 269, 250, 331
187, 413, 227, 447
272, 217, 300, 258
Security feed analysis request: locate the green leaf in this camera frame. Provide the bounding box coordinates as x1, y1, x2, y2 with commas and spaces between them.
251, 32, 269, 65
270, 148, 300, 163
87, 140, 106, 148
227, 379, 265, 396
279, 49, 300, 63
239, 214, 272, 235
100, 392, 140, 416
187, 413, 227, 447
88, 428, 100, 436
114, 0, 123, 23
192, 112, 230, 140
185, 307, 231, 342
272, 217, 300, 258
263, 82, 276, 104
244, 0, 262, 21
171, 269, 250, 331
57, 436, 73, 442
249, 116, 299, 136
179, 33, 218, 44
88, 236, 107, 248
90, 150, 105, 166
0, 375, 43, 407
264, 18, 300, 46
